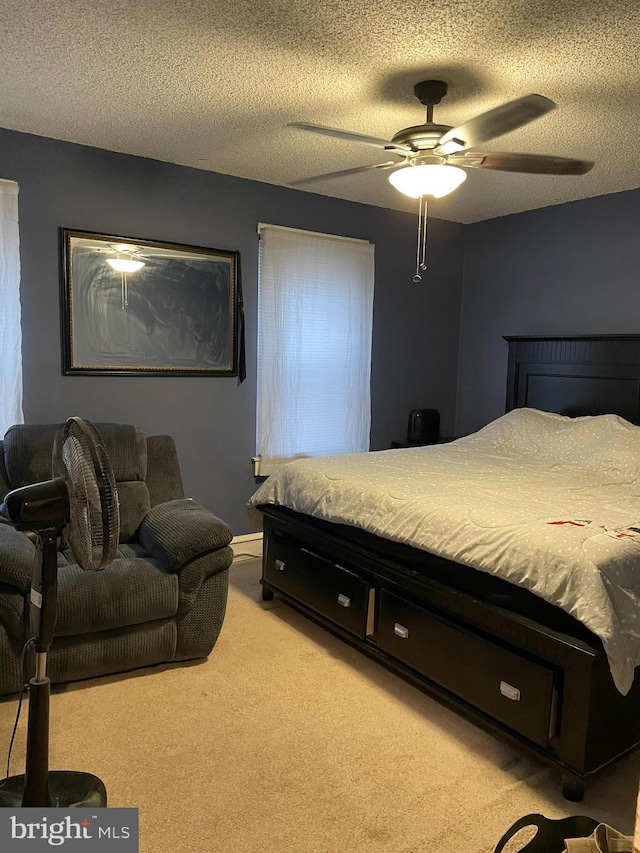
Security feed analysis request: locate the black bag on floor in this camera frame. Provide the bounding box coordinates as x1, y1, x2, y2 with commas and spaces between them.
494, 814, 600, 853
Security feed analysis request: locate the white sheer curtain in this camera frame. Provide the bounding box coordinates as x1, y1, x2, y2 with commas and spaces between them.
256, 224, 374, 476
0, 180, 22, 435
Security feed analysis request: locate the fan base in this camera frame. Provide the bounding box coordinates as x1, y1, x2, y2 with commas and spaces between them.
0, 771, 107, 808
414, 80, 448, 105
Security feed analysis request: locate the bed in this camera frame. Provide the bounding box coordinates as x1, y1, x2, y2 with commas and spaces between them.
247, 335, 640, 801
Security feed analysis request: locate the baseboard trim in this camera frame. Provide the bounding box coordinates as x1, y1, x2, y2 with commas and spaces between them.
231, 532, 263, 558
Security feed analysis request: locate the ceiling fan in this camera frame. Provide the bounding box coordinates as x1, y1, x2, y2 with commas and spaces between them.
287, 81, 594, 279
288, 80, 594, 186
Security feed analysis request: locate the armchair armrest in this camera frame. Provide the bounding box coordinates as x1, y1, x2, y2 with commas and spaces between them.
0, 521, 36, 592
139, 499, 233, 571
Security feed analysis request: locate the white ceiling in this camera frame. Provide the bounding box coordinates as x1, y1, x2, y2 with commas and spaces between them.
1, 0, 639, 223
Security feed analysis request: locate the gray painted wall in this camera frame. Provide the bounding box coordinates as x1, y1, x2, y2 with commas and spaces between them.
0, 128, 464, 533
456, 187, 640, 438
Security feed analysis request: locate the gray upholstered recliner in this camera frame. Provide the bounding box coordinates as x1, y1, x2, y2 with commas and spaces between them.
0, 422, 233, 697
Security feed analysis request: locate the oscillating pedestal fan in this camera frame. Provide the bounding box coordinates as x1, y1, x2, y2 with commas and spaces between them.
0, 417, 119, 808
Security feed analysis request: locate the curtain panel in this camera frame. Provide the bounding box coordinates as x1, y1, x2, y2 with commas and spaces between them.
256, 224, 374, 476
0, 179, 23, 435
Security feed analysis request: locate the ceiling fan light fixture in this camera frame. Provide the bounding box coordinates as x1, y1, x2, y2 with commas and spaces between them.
106, 256, 146, 309
106, 258, 145, 273
388, 164, 467, 199
287, 82, 590, 282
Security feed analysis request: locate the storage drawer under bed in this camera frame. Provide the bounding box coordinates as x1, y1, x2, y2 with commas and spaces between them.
264, 537, 373, 638
377, 589, 557, 747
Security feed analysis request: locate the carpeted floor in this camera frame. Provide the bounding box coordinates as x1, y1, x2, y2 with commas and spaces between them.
1, 557, 639, 852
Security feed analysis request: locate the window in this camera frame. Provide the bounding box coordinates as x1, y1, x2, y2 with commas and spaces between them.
256, 224, 374, 476
0, 179, 22, 435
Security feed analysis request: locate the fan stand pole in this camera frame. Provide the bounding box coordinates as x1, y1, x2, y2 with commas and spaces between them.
0, 533, 107, 809
21, 533, 57, 807
21, 670, 52, 806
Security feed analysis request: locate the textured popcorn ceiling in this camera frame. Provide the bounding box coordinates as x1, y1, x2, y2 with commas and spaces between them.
1, 0, 639, 223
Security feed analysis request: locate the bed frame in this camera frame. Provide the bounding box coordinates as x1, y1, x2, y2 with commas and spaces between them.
259, 335, 640, 801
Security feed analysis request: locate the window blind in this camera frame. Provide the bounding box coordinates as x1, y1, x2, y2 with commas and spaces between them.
0, 180, 23, 435
256, 224, 374, 475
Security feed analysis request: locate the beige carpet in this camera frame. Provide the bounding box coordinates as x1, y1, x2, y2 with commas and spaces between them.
2, 557, 639, 853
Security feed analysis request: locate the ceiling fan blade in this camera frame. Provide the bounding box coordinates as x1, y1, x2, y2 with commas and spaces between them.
449, 151, 594, 175
434, 94, 556, 155
287, 122, 410, 153
289, 161, 400, 187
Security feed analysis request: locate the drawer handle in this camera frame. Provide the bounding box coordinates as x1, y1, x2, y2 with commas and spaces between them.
394, 623, 409, 639
500, 681, 521, 701
337, 594, 351, 608
274, 559, 285, 571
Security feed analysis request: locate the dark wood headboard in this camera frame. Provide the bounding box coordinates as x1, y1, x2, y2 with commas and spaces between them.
504, 335, 640, 425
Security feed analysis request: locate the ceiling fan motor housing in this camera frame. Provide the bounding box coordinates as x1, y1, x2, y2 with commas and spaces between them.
390, 81, 453, 151
414, 80, 448, 105
391, 123, 453, 150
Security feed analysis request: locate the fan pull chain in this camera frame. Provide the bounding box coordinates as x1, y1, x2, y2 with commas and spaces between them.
413, 196, 424, 281
421, 198, 429, 271
413, 196, 429, 282
120, 271, 129, 309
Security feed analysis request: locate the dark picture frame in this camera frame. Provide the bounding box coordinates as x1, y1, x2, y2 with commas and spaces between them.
61, 229, 239, 376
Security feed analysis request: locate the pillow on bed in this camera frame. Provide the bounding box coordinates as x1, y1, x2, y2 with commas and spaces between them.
464, 408, 640, 481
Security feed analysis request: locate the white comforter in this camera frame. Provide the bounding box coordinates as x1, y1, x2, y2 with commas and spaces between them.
248, 408, 640, 694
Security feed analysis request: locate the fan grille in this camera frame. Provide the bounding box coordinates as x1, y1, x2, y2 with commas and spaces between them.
53, 419, 120, 571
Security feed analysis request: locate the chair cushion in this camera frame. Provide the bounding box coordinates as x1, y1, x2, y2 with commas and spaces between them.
91, 423, 151, 542
116, 481, 151, 542
46, 620, 178, 685
0, 623, 24, 694
0, 584, 26, 638
0, 522, 36, 592
93, 423, 147, 482
3, 422, 152, 544
145, 435, 185, 505
3, 423, 59, 487
55, 557, 179, 637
